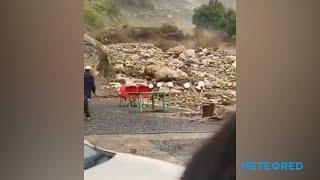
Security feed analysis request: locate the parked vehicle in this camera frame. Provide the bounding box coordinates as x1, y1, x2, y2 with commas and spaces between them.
84, 140, 184, 180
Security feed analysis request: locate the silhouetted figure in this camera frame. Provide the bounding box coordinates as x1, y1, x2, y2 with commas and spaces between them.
181, 113, 236, 180
84, 65, 96, 119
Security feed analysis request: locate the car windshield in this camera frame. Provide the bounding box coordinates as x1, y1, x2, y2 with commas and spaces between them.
84, 144, 114, 169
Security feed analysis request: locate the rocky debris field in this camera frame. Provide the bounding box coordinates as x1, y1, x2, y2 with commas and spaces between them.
84, 35, 236, 120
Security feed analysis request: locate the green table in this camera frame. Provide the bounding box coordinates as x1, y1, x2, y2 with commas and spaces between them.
127, 92, 168, 113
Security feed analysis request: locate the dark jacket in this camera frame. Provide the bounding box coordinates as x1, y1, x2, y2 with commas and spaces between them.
84, 71, 96, 98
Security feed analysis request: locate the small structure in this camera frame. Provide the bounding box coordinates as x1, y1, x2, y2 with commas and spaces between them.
202, 102, 215, 118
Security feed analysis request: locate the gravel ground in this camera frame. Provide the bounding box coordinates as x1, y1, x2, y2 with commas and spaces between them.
85, 98, 224, 165
150, 138, 208, 164
85, 133, 213, 165
84, 98, 222, 135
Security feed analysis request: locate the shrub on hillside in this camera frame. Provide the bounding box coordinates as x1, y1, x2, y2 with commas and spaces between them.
84, 0, 121, 28
94, 0, 120, 16
84, 7, 104, 28
225, 9, 236, 37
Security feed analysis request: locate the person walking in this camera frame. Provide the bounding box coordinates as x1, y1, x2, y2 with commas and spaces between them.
84, 65, 96, 120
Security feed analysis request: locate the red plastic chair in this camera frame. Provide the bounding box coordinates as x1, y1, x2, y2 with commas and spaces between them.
119, 85, 128, 105
125, 85, 138, 104
125, 85, 138, 93
137, 85, 150, 99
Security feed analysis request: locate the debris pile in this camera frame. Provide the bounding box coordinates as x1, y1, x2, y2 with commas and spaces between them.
100, 43, 236, 119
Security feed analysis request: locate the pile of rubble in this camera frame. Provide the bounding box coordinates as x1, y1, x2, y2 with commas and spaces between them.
100, 43, 236, 119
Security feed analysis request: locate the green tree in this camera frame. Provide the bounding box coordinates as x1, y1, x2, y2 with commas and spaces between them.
192, 0, 226, 30
225, 9, 236, 37
192, 0, 236, 37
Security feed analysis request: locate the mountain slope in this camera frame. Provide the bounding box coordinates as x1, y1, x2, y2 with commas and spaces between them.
84, 0, 236, 33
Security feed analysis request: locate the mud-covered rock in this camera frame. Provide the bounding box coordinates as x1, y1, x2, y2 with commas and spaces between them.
182, 49, 196, 59
153, 67, 188, 82
167, 45, 186, 56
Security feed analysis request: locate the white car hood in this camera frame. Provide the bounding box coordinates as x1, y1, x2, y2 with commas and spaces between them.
84, 152, 184, 180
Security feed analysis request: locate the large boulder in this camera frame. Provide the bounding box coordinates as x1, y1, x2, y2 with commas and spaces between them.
153, 67, 188, 82
182, 49, 196, 59
167, 45, 186, 55
144, 65, 160, 76
178, 53, 187, 61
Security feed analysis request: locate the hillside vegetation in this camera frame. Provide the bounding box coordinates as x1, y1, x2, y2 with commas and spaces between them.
84, 0, 121, 29
84, 0, 236, 33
